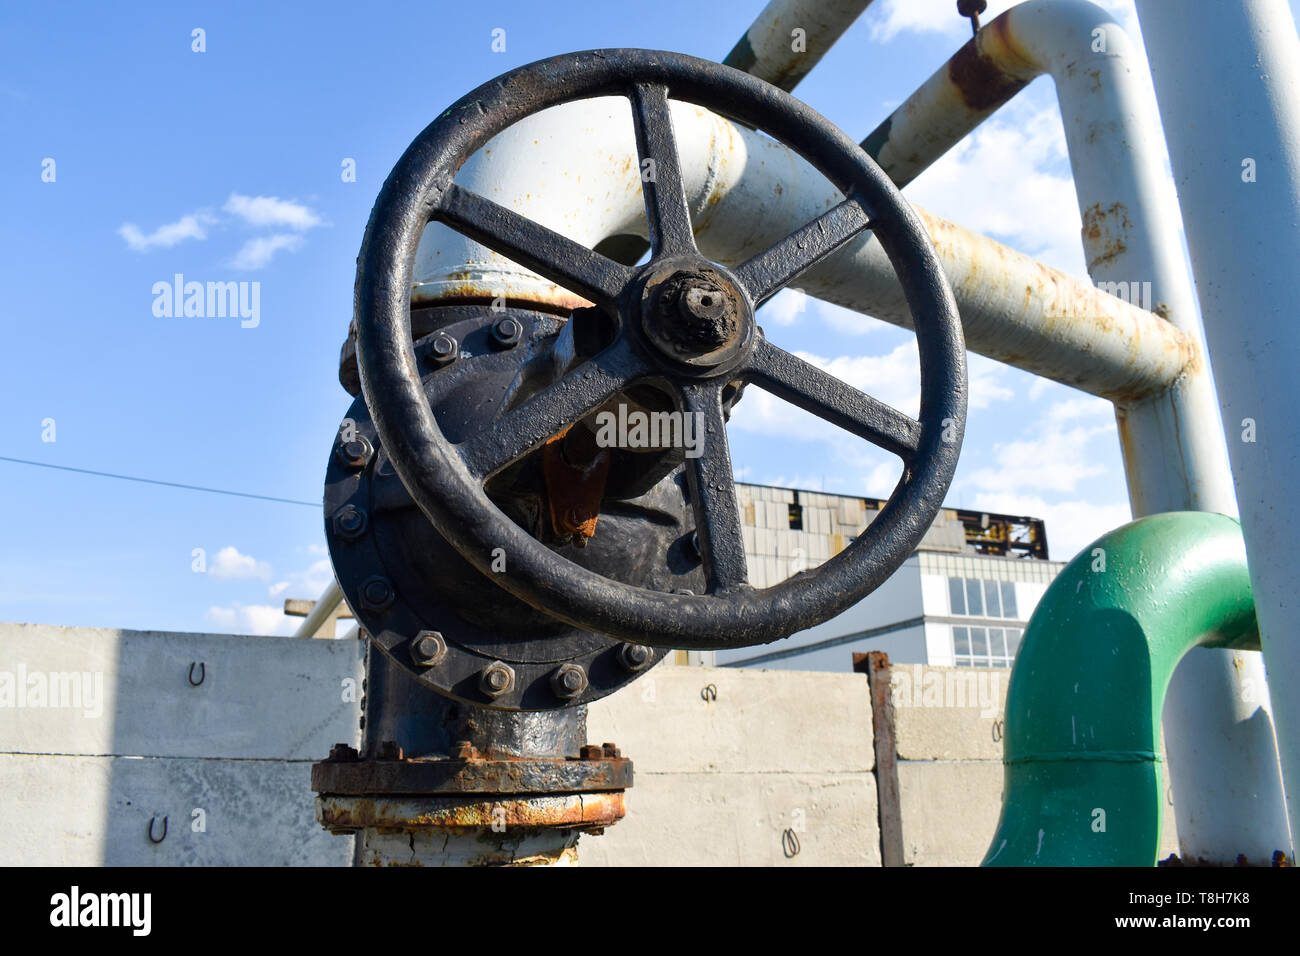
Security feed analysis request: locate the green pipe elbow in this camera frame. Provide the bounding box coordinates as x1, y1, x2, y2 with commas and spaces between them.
982, 512, 1259, 867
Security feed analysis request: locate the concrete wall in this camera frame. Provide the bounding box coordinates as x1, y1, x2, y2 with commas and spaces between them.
0, 623, 1178, 866
0, 622, 364, 865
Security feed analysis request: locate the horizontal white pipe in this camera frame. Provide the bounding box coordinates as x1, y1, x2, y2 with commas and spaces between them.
412, 97, 1193, 404
293, 578, 344, 639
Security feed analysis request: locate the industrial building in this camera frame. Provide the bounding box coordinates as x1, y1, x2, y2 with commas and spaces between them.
709, 484, 1061, 672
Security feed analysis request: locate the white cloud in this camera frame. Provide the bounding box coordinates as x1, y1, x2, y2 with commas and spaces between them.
229, 233, 303, 269
223, 193, 322, 231
761, 288, 809, 326
117, 212, 213, 251
208, 545, 272, 581
206, 602, 296, 636
868, 0, 1138, 44
268, 557, 334, 602
905, 103, 1086, 276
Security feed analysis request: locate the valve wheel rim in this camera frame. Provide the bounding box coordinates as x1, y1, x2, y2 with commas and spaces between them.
354, 48, 967, 649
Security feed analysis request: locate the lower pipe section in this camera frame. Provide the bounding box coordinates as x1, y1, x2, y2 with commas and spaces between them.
982, 512, 1262, 866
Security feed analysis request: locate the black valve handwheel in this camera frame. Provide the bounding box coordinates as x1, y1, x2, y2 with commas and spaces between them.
354, 49, 967, 649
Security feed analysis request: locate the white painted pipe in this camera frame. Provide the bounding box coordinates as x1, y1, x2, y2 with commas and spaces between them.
1136, 0, 1300, 862
412, 99, 1194, 404
721, 0, 879, 92
293, 578, 344, 639
842, 0, 1289, 866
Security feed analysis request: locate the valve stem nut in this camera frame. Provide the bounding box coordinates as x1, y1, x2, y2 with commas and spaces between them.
490, 316, 523, 349
617, 643, 654, 672
337, 435, 373, 469
410, 630, 447, 667
427, 332, 459, 366
479, 661, 515, 698
550, 663, 588, 699
359, 575, 395, 611
333, 504, 368, 540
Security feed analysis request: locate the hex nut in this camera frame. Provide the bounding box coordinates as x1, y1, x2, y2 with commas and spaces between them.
333, 504, 368, 540
490, 316, 523, 348
427, 332, 458, 366
337, 435, 374, 469
617, 643, 654, 672
410, 630, 447, 667
479, 661, 515, 698
550, 663, 588, 699
359, 576, 395, 611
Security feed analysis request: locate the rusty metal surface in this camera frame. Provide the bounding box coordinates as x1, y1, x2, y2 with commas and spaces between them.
722, 0, 878, 93
319, 792, 625, 832
312, 751, 632, 796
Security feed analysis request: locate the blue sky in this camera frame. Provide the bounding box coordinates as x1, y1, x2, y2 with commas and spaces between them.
3, 0, 1294, 635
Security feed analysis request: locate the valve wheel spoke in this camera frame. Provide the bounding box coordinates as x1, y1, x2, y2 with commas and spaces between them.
678, 381, 748, 592
457, 336, 649, 480
628, 83, 697, 258
745, 338, 921, 462
733, 198, 873, 307
435, 183, 634, 308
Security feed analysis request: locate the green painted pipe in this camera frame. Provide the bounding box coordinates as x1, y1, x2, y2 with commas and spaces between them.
982, 512, 1260, 866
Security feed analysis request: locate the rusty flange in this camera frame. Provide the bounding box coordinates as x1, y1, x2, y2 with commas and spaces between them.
311, 750, 632, 796
317, 792, 625, 834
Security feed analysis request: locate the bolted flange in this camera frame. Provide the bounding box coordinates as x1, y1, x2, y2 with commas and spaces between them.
410, 630, 448, 667
427, 331, 459, 366
333, 504, 368, 540
337, 435, 374, 469
616, 643, 654, 672
489, 316, 523, 349
359, 575, 395, 611
479, 661, 515, 698
549, 663, 588, 699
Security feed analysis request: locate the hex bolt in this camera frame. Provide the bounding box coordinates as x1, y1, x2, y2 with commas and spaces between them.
376, 740, 404, 761
359, 575, 395, 611
490, 316, 523, 349
410, 630, 447, 667
579, 744, 605, 761
327, 743, 359, 762
550, 663, 588, 699
427, 332, 458, 366
333, 504, 368, 540
602, 742, 621, 758
337, 435, 374, 469
479, 661, 515, 698
617, 643, 654, 672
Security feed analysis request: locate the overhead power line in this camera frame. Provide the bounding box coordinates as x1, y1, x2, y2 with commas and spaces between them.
0, 455, 319, 508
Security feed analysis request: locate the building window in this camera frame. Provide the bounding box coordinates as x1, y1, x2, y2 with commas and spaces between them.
948, 577, 1020, 620
953, 625, 1022, 668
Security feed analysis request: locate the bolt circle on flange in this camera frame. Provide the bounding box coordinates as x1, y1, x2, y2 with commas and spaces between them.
616, 643, 654, 672
337, 435, 373, 469
410, 630, 448, 667
490, 316, 523, 348
333, 504, 368, 540
427, 331, 458, 366
359, 575, 395, 611
549, 663, 588, 699
479, 660, 515, 698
